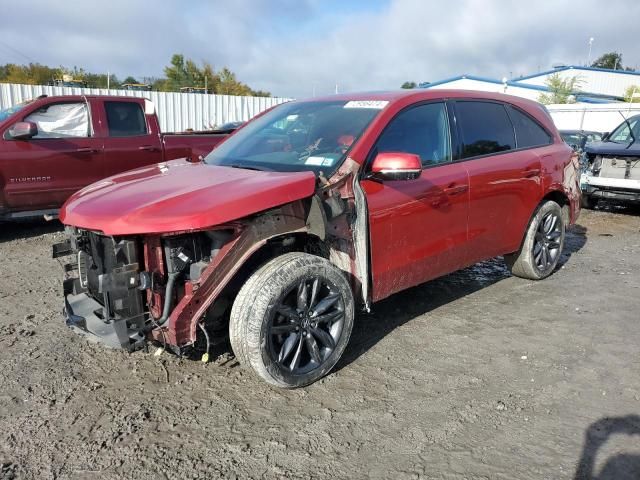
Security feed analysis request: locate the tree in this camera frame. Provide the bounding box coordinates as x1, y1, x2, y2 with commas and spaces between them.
538, 74, 583, 105
163, 54, 190, 90
624, 85, 640, 103
0, 56, 271, 97
82, 72, 119, 89
0, 63, 59, 85
401, 81, 417, 89
591, 52, 624, 70
162, 54, 270, 96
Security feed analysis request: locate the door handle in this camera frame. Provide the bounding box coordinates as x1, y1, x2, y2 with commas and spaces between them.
523, 168, 541, 178
139, 145, 160, 152
443, 184, 468, 196
76, 147, 99, 154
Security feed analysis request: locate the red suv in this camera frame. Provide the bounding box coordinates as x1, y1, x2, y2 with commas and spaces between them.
55, 90, 580, 388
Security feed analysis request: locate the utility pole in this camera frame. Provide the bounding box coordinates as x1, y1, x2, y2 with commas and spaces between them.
587, 37, 594, 66
107, 71, 110, 90
205, 75, 207, 94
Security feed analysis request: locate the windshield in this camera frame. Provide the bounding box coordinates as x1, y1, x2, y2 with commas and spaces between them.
204, 100, 384, 175
561, 133, 584, 146
0, 100, 35, 122
608, 117, 640, 144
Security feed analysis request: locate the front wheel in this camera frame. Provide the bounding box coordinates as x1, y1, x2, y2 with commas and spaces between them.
504, 200, 565, 280
229, 252, 354, 388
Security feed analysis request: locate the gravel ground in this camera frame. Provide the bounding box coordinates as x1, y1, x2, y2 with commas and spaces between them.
0, 205, 639, 480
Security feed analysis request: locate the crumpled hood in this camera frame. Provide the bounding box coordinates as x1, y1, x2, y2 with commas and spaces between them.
60, 159, 317, 235
585, 141, 640, 156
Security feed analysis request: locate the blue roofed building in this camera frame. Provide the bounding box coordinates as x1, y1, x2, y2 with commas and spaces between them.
421, 66, 640, 103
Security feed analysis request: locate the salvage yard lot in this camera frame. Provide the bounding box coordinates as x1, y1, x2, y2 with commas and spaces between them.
0, 206, 639, 479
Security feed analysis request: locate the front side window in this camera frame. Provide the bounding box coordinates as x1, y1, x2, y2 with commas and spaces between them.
105, 101, 147, 137
372, 102, 451, 167
609, 117, 640, 144
24, 102, 89, 138
507, 105, 551, 148
456, 101, 515, 158
205, 100, 382, 174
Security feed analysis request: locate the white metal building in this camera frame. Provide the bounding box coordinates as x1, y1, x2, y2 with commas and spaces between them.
517, 66, 640, 99
422, 66, 640, 103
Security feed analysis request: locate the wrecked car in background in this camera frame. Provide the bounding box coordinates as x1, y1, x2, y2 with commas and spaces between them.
54, 90, 580, 388
560, 129, 603, 152
580, 114, 640, 208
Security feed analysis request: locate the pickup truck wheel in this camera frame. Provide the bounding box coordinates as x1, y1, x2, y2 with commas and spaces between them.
229, 252, 354, 388
581, 194, 598, 209
504, 200, 565, 280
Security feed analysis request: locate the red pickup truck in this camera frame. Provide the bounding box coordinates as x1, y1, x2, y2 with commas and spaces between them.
0, 95, 231, 219
55, 90, 580, 388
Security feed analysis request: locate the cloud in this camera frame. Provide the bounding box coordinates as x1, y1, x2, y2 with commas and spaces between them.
1, 0, 639, 98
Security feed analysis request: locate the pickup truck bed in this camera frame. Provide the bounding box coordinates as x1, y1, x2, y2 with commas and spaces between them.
0, 95, 232, 219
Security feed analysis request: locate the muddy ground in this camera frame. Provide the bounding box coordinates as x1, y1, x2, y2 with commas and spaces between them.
0, 205, 639, 480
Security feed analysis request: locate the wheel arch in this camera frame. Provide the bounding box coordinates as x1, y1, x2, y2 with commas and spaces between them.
154, 200, 339, 347
541, 189, 571, 225
510, 189, 570, 256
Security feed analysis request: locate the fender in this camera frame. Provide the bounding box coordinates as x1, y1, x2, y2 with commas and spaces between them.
150, 200, 329, 346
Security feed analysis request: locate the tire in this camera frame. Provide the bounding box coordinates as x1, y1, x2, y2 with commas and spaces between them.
581, 194, 598, 209
504, 200, 565, 280
229, 252, 354, 388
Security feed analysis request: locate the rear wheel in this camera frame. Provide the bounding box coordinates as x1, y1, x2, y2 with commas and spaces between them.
504, 200, 565, 280
229, 252, 354, 388
581, 194, 598, 209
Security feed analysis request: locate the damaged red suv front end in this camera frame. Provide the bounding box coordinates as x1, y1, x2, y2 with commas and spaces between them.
53, 97, 381, 360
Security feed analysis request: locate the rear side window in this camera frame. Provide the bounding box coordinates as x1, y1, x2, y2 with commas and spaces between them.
507, 105, 551, 148
455, 101, 515, 158
105, 101, 147, 137
374, 102, 451, 167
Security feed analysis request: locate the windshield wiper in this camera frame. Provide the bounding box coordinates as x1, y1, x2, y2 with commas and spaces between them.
227, 164, 265, 172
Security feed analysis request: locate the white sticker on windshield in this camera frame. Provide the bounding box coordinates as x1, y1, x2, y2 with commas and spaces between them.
344, 100, 389, 109
305, 156, 335, 166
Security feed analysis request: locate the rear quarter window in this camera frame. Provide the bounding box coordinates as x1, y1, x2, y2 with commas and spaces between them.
506, 105, 552, 148
105, 101, 147, 137
455, 101, 515, 158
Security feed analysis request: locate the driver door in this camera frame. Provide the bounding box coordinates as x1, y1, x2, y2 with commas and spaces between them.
360, 102, 470, 302
1, 100, 105, 212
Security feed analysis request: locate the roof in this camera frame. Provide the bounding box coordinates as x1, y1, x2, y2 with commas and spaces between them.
517, 65, 640, 81
422, 74, 553, 91
302, 88, 546, 105
296, 90, 555, 131
420, 74, 622, 101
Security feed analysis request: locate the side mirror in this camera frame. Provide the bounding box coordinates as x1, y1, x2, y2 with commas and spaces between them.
369, 152, 422, 181
601, 132, 609, 141
8, 121, 38, 140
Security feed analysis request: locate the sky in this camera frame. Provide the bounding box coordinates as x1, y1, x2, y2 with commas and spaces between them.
1, 0, 639, 99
